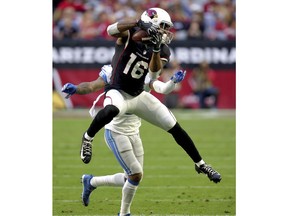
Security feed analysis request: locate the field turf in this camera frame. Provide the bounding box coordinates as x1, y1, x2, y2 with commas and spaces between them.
53, 109, 236, 216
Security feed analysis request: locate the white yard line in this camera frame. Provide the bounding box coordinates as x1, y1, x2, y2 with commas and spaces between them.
53, 185, 234, 190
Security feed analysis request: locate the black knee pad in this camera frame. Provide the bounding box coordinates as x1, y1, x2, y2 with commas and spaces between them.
87, 105, 120, 137
95, 105, 119, 124
102, 105, 119, 118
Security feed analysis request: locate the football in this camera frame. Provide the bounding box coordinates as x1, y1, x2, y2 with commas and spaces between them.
132, 29, 151, 43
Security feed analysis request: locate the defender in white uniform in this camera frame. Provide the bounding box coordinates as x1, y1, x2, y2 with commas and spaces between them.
62, 64, 185, 215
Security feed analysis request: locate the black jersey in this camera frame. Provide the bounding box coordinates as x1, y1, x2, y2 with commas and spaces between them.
106, 27, 171, 96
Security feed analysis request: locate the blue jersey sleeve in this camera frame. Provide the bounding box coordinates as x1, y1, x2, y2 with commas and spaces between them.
99, 65, 112, 84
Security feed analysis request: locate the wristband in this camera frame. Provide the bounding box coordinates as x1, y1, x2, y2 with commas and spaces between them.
107, 22, 120, 35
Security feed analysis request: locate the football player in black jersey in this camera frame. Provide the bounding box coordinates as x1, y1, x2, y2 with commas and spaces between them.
79, 8, 221, 188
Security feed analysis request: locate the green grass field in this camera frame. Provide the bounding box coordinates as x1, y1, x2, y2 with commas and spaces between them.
53, 109, 236, 216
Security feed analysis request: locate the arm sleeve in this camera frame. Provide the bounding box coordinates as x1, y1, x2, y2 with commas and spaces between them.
152, 80, 176, 94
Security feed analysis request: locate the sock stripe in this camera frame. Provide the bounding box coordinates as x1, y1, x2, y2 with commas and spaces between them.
128, 178, 139, 186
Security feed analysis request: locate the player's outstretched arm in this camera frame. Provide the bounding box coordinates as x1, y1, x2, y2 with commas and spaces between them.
76, 78, 106, 94
62, 64, 112, 98
147, 70, 186, 94
61, 77, 105, 98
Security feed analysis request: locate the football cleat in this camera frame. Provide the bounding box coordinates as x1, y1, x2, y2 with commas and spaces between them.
118, 214, 131, 216
81, 174, 96, 206
80, 133, 93, 164
195, 164, 222, 183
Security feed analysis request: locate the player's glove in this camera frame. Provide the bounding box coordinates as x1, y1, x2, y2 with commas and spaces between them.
170, 70, 186, 83
137, 19, 158, 36
61, 83, 77, 98
151, 32, 163, 53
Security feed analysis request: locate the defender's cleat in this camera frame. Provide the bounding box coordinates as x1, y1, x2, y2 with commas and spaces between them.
80, 133, 93, 164
195, 164, 221, 183
81, 174, 96, 206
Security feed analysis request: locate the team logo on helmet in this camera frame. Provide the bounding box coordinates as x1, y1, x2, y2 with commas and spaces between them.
146, 9, 158, 19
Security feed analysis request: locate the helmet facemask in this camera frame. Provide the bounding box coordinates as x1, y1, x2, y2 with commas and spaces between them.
158, 22, 174, 44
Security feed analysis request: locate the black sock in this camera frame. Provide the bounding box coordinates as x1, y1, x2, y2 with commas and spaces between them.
87, 105, 119, 137
168, 122, 202, 163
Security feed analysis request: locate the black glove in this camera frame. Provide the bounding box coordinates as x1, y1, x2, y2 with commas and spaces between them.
137, 19, 158, 36
151, 33, 163, 53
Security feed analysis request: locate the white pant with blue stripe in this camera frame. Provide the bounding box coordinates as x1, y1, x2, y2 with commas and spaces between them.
104, 129, 144, 176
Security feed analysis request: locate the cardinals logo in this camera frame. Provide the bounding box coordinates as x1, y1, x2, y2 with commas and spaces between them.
146, 9, 158, 19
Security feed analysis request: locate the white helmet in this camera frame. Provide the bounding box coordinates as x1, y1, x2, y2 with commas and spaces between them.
140, 7, 174, 44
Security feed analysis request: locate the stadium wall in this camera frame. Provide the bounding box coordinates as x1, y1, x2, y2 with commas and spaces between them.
53, 40, 235, 109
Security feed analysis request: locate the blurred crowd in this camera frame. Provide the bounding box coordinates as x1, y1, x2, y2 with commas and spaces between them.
53, 0, 236, 41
